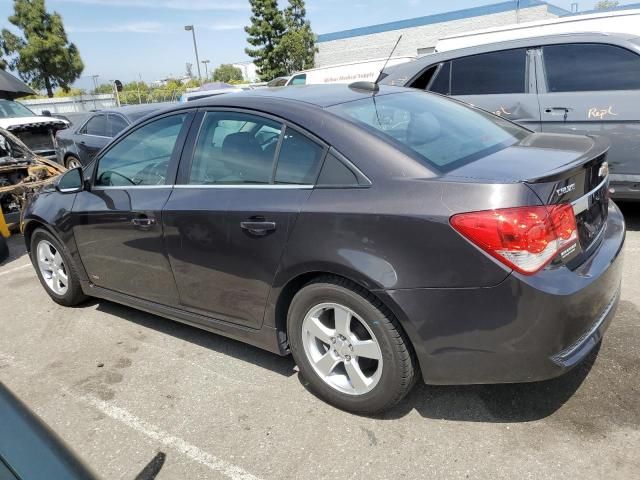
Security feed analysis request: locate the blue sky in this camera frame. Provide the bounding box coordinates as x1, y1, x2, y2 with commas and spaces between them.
0, 0, 608, 90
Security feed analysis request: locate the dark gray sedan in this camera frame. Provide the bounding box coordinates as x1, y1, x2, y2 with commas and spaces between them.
55, 103, 170, 168
24, 84, 624, 413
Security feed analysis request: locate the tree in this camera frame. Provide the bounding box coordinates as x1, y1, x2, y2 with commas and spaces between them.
94, 82, 114, 94
2, 0, 84, 98
278, 0, 316, 74
245, 0, 287, 80
595, 0, 619, 8
213, 64, 244, 83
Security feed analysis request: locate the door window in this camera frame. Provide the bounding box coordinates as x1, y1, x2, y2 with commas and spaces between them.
543, 43, 640, 92
83, 114, 108, 136
429, 62, 451, 95
108, 114, 129, 137
189, 112, 282, 185
95, 114, 187, 187
290, 74, 307, 85
274, 129, 324, 184
449, 49, 527, 95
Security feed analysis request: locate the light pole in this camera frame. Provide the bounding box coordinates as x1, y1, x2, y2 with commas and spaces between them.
201, 60, 210, 81
184, 25, 202, 85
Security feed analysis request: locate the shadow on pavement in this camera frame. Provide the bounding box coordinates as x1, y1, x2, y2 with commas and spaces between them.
92, 299, 297, 378
617, 201, 640, 231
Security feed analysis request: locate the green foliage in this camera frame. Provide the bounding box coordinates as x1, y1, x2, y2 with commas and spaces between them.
212, 64, 244, 83
53, 86, 84, 97
245, 0, 287, 80
244, 0, 315, 81
1, 0, 84, 98
594, 0, 619, 8
278, 0, 316, 74
94, 83, 114, 94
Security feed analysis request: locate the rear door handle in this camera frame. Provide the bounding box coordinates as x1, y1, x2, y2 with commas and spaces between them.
544, 107, 571, 120
240, 220, 276, 235
132, 216, 156, 229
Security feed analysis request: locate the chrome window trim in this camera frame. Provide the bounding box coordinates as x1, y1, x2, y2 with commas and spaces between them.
571, 176, 608, 215
173, 184, 313, 190
92, 185, 173, 190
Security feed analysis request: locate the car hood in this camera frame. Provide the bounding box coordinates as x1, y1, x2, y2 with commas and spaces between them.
0, 116, 69, 131
444, 132, 610, 184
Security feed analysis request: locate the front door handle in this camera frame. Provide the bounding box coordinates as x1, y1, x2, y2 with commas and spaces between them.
544, 107, 571, 120
240, 220, 276, 236
132, 215, 156, 229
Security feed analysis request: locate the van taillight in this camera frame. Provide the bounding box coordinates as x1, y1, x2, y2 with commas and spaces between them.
450, 204, 578, 275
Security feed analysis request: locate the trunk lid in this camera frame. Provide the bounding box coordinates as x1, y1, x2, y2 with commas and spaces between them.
446, 132, 610, 265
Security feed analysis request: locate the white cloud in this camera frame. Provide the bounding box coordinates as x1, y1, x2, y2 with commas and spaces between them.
67, 21, 165, 33
53, 0, 247, 10
202, 23, 245, 31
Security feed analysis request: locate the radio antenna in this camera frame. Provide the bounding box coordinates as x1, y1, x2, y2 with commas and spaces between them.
374, 35, 403, 84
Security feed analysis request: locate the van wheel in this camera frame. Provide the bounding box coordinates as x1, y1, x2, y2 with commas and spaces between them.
287, 276, 417, 414
31, 229, 87, 306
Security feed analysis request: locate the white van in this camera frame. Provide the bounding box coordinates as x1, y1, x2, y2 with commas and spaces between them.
281, 56, 416, 86
435, 8, 640, 52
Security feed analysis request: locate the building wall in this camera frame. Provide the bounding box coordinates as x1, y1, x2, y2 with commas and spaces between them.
316, 5, 558, 67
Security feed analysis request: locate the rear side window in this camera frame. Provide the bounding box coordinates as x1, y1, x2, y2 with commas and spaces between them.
84, 115, 108, 136
189, 111, 282, 185
328, 91, 529, 172
109, 115, 128, 137
274, 129, 324, 184
450, 49, 527, 95
543, 43, 640, 92
317, 153, 358, 186
290, 74, 307, 85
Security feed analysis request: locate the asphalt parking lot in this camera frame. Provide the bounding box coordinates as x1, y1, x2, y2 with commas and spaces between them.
1, 205, 639, 480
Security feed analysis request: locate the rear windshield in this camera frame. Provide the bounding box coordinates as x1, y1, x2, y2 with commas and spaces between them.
328, 91, 529, 172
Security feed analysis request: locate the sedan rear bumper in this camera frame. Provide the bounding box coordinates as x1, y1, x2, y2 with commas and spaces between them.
379, 202, 625, 385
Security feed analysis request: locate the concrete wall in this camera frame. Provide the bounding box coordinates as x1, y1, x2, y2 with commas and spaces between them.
316, 5, 558, 67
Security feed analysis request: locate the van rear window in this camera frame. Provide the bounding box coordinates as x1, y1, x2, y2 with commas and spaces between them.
328, 91, 529, 172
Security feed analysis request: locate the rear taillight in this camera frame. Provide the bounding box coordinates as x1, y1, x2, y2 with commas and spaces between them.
450, 204, 578, 275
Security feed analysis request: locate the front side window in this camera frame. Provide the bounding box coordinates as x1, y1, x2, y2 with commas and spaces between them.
95, 114, 187, 187
189, 112, 282, 185
275, 129, 324, 184
450, 49, 527, 95
328, 91, 529, 172
84, 115, 108, 136
543, 43, 640, 92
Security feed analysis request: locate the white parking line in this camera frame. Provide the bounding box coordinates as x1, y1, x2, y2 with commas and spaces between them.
74, 392, 263, 480
0, 263, 32, 277
0, 352, 262, 480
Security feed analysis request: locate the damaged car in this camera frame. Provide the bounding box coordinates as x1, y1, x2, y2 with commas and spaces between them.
0, 126, 65, 235
0, 98, 69, 161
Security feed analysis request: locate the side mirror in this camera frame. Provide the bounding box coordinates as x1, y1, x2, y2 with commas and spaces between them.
41, 110, 52, 117
56, 167, 84, 194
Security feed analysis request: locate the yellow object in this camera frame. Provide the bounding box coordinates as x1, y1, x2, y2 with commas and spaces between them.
0, 208, 9, 239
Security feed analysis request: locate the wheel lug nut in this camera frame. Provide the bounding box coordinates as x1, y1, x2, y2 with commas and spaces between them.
345, 355, 351, 361
331, 337, 336, 344
349, 344, 353, 350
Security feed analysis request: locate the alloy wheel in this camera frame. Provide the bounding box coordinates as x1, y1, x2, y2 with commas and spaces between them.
301, 302, 383, 395
36, 240, 69, 295
66, 157, 82, 169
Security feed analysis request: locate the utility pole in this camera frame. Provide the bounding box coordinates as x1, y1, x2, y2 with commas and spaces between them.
184, 25, 202, 85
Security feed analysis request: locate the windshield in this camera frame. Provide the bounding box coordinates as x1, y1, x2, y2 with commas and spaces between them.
328, 91, 529, 172
0, 99, 36, 119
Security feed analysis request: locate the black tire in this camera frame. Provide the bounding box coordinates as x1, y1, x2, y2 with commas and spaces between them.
0, 235, 8, 264
65, 155, 82, 169
30, 228, 87, 306
287, 276, 417, 414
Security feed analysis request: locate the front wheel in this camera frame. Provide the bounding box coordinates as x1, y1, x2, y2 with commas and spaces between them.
31, 229, 87, 306
288, 276, 417, 414
65, 155, 82, 169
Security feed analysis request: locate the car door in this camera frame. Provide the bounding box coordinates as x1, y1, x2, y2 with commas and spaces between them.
535, 42, 640, 185
76, 114, 111, 162
423, 48, 541, 131
163, 109, 326, 328
72, 111, 194, 305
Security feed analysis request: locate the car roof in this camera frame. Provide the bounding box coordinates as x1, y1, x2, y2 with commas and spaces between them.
183, 84, 409, 109
97, 102, 174, 119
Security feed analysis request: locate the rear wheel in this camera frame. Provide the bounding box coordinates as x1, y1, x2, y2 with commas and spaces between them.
65, 155, 82, 169
31, 229, 87, 306
288, 276, 416, 414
